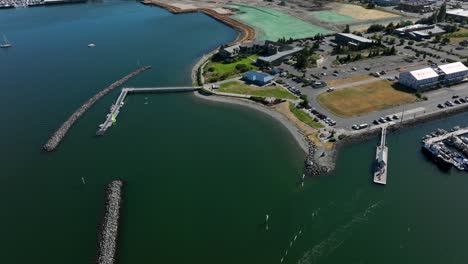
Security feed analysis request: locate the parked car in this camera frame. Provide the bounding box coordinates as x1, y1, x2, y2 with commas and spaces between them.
452, 95, 459, 99
460, 98, 467, 103
332, 73, 338, 76
438, 103, 446, 108
365, 67, 371, 71
445, 101, 454, 107
359, 123, 369, 129
327, 87, 335, 92
373, 120, 380, 125
352, 67, 357, 71
379, 117, 386, 123
454, 99, 461, 104
386, 116, 392, 121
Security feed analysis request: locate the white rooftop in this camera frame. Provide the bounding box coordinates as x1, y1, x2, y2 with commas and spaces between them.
337, 33, 374, 43
447, 9, 468, 18
409, 68, 439, 80
438, 62, 468, 75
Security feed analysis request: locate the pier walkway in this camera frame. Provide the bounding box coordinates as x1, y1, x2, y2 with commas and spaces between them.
374, 126, 388, 185
425, 127, 468, 145
96, 86, 201, 135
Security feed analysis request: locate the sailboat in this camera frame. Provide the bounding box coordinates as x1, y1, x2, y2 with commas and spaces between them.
1, 34, 11, 48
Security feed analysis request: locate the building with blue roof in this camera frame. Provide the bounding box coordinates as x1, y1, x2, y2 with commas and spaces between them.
242, 71, 274, 86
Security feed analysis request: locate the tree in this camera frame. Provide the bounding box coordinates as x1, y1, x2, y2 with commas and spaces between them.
399, 39, 405, 46
367, 0, 375, 9
437, 3, 447, 22
385, 22, 395, 35
367, 24, 385, 33
343, 24, 351, 33
296, 48, 311, 69
408, 40, 414, 45
442, 37, 450, 45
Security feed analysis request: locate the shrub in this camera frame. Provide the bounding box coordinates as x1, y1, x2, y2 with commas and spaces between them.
207, 67, 215, 72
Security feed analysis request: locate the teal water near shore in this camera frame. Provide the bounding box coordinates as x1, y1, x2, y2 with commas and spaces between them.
1, 1, 468, 264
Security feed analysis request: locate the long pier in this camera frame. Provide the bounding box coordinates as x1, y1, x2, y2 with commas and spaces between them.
373, 126, 388, 185
96, 86, 201, 135
42, 66, 152, 152
424, 127, 468, 145
96, 180, 124, 264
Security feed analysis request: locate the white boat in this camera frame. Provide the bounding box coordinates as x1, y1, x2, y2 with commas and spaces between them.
0, 34, 12, 48
88, 43, 96, 48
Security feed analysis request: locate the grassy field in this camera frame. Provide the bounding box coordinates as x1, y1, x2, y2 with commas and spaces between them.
310, 11, 358, 23
447, 28, 468, 43
288, 102, 323, 129
317, 80, 417, 117
204, 55, 258, 82
327, 75, 373, 87
219, 81, 297, 99
334, 4, 399, 21
232, 4, 333, 41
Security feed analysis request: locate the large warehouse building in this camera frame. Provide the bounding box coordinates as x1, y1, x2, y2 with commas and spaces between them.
399, 62, 468, 90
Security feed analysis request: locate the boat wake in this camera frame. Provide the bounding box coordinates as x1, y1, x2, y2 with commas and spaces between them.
296, 201, 382, 264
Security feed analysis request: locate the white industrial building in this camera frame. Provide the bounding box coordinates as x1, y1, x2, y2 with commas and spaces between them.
446, 9, 468, 22
399, 62, 468, 90
437, 62, 468, 84
399, 68, 440, 90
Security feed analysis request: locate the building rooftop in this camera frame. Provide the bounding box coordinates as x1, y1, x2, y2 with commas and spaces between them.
447, 9, 468, 18
222, 44, 240, 53
438, 62, 468, 75
413, 26, 445, 36
395, 24, 433, 32
399, 0, 431, 6
408, 68, 439, 80
257, 46, 303, 63
336, 33, 374, 43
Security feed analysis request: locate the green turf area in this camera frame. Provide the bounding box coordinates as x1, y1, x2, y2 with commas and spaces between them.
288, 102, 323, 129
310, 11, 357, 23
233, 4, 333, 41
219, 81, 297, 100
204, 55, 258, 82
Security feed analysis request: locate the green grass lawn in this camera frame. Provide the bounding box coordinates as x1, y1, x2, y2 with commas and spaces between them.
232, 4, 333, 41
219, 81, 297, 100
204, 55, 258, 82
288, 102, 323, 129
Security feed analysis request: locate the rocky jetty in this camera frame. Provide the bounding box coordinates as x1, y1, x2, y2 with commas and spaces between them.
303, 144, 328, 176
97, 180, 124, 264
43, 66, 152, 152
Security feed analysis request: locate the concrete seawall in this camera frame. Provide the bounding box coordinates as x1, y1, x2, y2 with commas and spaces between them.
96, 180, 124, 264
42, 66, 152, 152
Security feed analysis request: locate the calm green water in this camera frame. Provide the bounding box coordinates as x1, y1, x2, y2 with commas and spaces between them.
1, 1, 468, 264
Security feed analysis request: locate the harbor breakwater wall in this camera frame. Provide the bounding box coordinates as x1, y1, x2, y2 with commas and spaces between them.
42, 66, 152, 152
96, 180, 124, 264
141, 0, 255, 45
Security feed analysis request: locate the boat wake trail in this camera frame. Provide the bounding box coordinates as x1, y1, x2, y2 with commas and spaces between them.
296, 201, 382, 264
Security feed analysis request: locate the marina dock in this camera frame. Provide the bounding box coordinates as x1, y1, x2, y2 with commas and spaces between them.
374, 126, 388, 185
424, 127, 468, 145
43, 66, 152, 152
96, 86, 201, 135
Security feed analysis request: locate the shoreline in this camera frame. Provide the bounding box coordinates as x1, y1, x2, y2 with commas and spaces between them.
192, 92, 309, 154
141, 0, 255, 45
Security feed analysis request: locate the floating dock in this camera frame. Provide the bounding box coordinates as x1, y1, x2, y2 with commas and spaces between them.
424, 127, 468, 145
96, 86, 201, 135
373, 126, 388, 185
